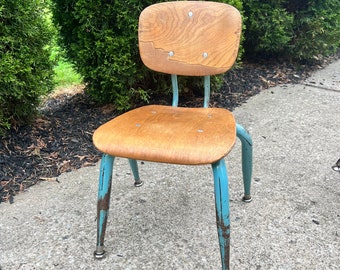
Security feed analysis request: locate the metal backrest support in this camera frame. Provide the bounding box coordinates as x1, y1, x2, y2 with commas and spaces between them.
138, 1, 242, 107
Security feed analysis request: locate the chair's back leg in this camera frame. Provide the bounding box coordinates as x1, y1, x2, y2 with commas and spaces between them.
94, 154, 115, 259
128, 159, 144, 187
212, 159, 230, 270
236, 124, 253, 202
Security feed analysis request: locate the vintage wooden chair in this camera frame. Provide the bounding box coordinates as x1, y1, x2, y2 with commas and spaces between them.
92, 1, 252, 269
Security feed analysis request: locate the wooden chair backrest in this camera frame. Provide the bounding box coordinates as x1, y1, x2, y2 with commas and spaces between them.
138, 1, 242, 76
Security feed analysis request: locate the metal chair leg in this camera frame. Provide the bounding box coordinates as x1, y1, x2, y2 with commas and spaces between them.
212, 159, 230, 270
236, 124, 253, 202
128, 159, 144, 187
94, 154, 115, 259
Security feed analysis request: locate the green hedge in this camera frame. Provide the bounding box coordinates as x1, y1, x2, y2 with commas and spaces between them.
51, 0, 243, 111
244, 0, 340, 60
289, 0, 340, 60
243, 0, 294, 56
0, 0, 55, 134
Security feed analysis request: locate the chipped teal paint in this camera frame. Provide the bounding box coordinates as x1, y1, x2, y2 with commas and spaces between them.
98, 210, 107, 244
236, 124, 253, 202
212, 159, 230, 270
94, 154, 114, 258
204, 75, 210, 108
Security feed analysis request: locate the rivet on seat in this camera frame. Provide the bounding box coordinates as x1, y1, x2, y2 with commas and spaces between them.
203, 52, 208, 58
169, 51, 174, 57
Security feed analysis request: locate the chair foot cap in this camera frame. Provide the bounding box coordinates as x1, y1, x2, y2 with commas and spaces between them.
134, 180, 144, 187
242, 195, 252, 203
94, 250, 106, 260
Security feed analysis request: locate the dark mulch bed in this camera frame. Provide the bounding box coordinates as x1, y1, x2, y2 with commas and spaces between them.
1, 55, 338, 204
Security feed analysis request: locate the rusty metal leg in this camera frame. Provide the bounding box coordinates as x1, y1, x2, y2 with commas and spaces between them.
128, 159, 143, 187
94, 154, 114, 259
212, 159, 230, 270
236, 124, 253, 202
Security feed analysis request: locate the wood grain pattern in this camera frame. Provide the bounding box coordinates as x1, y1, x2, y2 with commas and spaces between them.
138, 1, 242, 76
93, 105, 236, 165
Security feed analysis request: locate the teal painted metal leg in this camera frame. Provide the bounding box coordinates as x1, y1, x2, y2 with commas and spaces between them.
236, 124, 253, 202
128, 159, 144, 187
212, 159, 230, 270
94, 154, 115, 259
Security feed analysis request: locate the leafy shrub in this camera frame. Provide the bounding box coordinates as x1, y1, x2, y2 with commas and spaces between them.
243, 0, 294, 57
288, 0, 340, 60
0, 0, 55, 134
51, 0, 244, 110
244, 0, 340, 60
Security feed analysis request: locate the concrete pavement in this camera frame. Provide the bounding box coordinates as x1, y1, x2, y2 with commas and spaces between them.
1, 60, 339, 269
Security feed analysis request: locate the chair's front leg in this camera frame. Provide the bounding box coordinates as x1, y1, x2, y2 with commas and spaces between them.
236, 124, 253, 202
128, 159, 144, 187
212, 159, 230, 270
94, 154, 115, 259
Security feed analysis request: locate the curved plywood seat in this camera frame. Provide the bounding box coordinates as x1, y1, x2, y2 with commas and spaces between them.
93, 105, 236, 165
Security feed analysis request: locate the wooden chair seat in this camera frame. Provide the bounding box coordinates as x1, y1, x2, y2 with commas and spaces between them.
93, 105, 236, 165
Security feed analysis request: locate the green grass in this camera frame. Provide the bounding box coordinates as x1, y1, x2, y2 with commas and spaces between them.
53, 60, 82, 88
43, 6, 82, 90
49, 43, 82, 89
